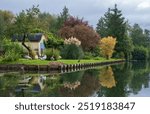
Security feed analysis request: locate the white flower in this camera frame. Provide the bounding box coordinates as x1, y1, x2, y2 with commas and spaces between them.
64, 36, 81, 46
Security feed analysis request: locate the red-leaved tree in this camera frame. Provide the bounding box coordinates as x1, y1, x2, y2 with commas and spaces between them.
59, 16, 100, 51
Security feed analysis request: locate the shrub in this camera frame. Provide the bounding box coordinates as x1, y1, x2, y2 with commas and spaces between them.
91, 46, 101, 57
61, 44, 84, 59
2, 39, 23, 62
132, 46, 148, 60
2, 50, 21, 62
44, 48, 60, 60
83, 52, 93, 59
61, 37, 84, 59
113, 51, 125, 59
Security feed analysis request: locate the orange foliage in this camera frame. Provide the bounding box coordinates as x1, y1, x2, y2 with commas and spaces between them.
100, 36, 117, 59
99, 66, 116, 88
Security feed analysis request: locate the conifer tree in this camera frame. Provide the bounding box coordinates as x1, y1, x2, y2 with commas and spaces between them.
96, 4, 133, 60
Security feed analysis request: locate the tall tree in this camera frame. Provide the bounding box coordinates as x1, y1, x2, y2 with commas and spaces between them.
96, 17, 106, 38
130, 24, 144, 46
96, 4, 133, 60
56, 6, 70, 33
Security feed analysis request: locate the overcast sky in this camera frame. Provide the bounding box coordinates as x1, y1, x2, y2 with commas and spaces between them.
1, 0, 150, 29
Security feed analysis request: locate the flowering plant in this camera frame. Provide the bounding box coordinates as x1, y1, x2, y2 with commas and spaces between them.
64, 37, 81, 46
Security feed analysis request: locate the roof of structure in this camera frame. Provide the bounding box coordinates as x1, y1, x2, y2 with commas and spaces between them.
12, 33, 45, 42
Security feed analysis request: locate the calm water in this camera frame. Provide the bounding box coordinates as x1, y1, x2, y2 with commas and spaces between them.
0, 61, 150, 97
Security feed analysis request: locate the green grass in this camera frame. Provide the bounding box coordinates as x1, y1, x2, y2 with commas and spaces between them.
0, 58, 123, 65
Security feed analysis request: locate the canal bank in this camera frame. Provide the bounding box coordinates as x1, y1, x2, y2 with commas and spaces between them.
0, 59, 125, 72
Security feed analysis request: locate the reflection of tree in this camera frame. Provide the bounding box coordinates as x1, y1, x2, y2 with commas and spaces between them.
98, 62, 150, 97
63, 81, 80, 90
128, 61, 150, 95
99, 66, 116, 88
61, 71, 84, 83
98, 63, 132, 97
58, 69, 100, 97
0, 73, 20, 96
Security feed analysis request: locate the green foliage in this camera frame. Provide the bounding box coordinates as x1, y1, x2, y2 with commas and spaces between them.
0, 10, 14, 38
44, 48, 60, 60
130, 24, 148, 47
56, 6, 70, 31
13, 5, 40, 34
61, 71, 84, 83
44, 32, 64, 49
113, 51, 125, 59
83, 52, 93, 59
91, 46, 101, 57
132, 46, 148, 60
96, 4, 133, 60
1, 39, 23, 62
2, 50, 20, 62
61, 44, 84, 59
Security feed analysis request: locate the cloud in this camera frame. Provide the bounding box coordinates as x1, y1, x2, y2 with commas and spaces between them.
137, 1, 150, 10
0, 0, 150, 29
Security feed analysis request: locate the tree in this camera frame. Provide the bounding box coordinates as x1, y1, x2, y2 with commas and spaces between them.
96, 17, 106, 38
96, 4, 133, 59
0, 10, 14, 39
55, 6, 70, 33
100, 36, 117, 59
13, 5, 40, 59
130, 24, 146, 46
38, 12, 57, 33
59, 16, 100, 51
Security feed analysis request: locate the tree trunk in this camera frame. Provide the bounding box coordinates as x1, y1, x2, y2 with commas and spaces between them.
22, 33, 35, 59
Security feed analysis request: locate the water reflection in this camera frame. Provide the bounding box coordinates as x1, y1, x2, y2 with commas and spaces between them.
0, 61, 150, 97
99, 66, 116, 88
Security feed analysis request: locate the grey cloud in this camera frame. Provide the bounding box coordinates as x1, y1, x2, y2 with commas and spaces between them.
0, 0, 150, 29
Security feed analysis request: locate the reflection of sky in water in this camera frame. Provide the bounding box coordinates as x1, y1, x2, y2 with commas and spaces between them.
129, 82, 150, 97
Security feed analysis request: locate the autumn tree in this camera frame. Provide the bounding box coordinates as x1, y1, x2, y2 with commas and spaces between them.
59, 16, 100, 51
100, 36, 116, 59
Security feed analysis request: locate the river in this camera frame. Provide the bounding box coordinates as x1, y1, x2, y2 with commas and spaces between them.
0, 61, 150, 97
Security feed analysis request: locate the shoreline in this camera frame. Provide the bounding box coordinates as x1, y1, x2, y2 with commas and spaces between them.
0, 59, 125, 73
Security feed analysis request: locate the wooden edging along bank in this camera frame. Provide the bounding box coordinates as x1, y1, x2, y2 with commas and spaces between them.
0, 60, 125, 73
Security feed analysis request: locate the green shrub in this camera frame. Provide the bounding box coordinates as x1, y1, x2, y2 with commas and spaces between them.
2, 50, 21, 62
83, 52, 93, 59
2, 39, 23, 62
113, 51, 125, 59
61, 44, 84, 59
132, 46, 148, 60
44, 48, 60, 60
91, 46, 101, 57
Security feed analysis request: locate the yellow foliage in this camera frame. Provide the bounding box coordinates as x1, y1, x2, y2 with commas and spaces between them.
100, 36, 117, 59
99, 66, 116, 88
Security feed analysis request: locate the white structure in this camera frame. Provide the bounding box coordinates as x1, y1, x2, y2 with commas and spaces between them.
12, 33, 47, 56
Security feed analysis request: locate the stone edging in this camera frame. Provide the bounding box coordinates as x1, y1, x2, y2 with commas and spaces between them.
0, 60, 125, 72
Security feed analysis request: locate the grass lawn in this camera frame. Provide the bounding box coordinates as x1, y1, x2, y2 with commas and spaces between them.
0, 58, 123, 65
